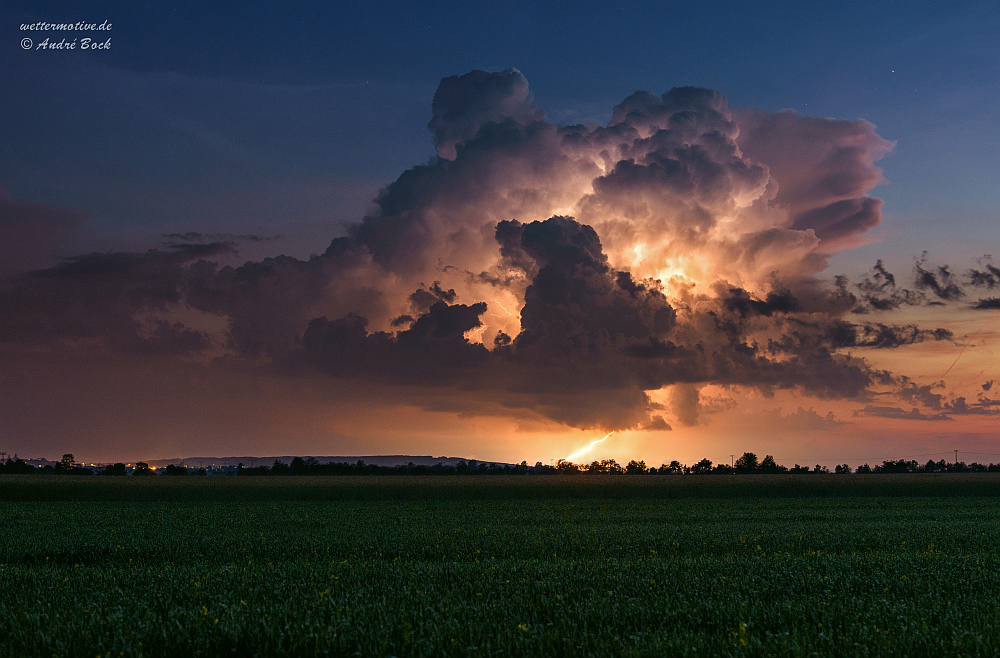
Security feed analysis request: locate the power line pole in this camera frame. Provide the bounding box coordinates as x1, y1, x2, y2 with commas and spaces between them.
955, 449, 958, 464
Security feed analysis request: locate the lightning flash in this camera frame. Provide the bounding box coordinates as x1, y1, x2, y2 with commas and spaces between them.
942, 307, 1000, 380
566, 431, 615, 462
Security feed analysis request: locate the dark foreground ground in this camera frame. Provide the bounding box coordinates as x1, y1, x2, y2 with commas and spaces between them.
2, 474, 999, 656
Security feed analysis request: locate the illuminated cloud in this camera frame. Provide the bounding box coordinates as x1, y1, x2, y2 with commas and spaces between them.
734, 109, 893, 250
0, 69, 979, 438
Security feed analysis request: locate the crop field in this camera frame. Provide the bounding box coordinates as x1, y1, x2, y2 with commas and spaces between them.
2, 475, 1000, 657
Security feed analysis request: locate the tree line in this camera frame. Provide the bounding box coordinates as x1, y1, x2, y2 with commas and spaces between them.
0, 454, 207, 476
3, 452, 1000, 476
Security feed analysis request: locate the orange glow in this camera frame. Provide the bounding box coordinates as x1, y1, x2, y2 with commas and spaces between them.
942, 308, 1000, 379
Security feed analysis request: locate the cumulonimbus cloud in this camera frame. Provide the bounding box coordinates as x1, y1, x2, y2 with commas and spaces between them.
1, 68, 980, 431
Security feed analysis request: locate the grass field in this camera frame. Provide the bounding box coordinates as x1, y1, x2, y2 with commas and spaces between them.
2, 475, 1000, 656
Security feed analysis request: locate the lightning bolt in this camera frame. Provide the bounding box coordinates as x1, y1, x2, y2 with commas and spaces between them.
492, 300, 515, 317
942, 308, 1000, 380
466, 324, 487, 342
566, 431, 615, 462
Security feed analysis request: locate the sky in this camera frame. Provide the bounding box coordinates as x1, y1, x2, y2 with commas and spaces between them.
2, 0, 1000, 467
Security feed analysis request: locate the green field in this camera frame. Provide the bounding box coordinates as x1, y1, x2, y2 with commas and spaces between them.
2, 475, 1000, 657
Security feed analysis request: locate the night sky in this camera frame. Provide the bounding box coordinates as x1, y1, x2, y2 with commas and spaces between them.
3, 1, 999, 466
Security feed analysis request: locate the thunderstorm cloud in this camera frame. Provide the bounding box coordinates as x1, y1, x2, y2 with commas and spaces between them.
0, 68, 980, 435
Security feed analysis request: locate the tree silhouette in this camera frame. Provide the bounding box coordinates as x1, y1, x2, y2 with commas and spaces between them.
760, 455, 786, 473
556, 459, 580, 473
625, 460, 648, 474
0, 458, 35, 474
691, 458, 713, 474
600, 459, 624, 474
735, 452, 759, 473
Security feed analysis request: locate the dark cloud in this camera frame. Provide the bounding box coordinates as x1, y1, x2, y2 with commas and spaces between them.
428, 68, 545, 160
755, 407, 846, 431
643, 415, 672, 431
967, 256, 1000, 288
409, 281, 458, 314
403, 301, 485, 341
843, 257, 1000, 311
0, 189, 90, 276
295, 214, 887, 428
837, 255, 1000, 314
163, 232, 284, 244
897, 381, 945, 410
610, 87, 735, 137
184, 249, 388, 358
869, 380, 1000, 420
851, 260, 924, 312
40, 243, 233, 278
298, 215, 684, 429
869, 259, 895, 288
141, 320, 212, 355
854, 406, 952, 421
856, 385, 1000, 420
825, 322, 952, 349
914, 254, 962, 301
943, 396, 1000, 416
300, 303, 490, 388
501, 216, 677, 354
0, 244, 226, 353
972, 297, 1000, 310
721, 287, 798, 318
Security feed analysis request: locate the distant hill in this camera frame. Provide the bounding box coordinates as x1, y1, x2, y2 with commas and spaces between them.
145, 455, 517, 469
